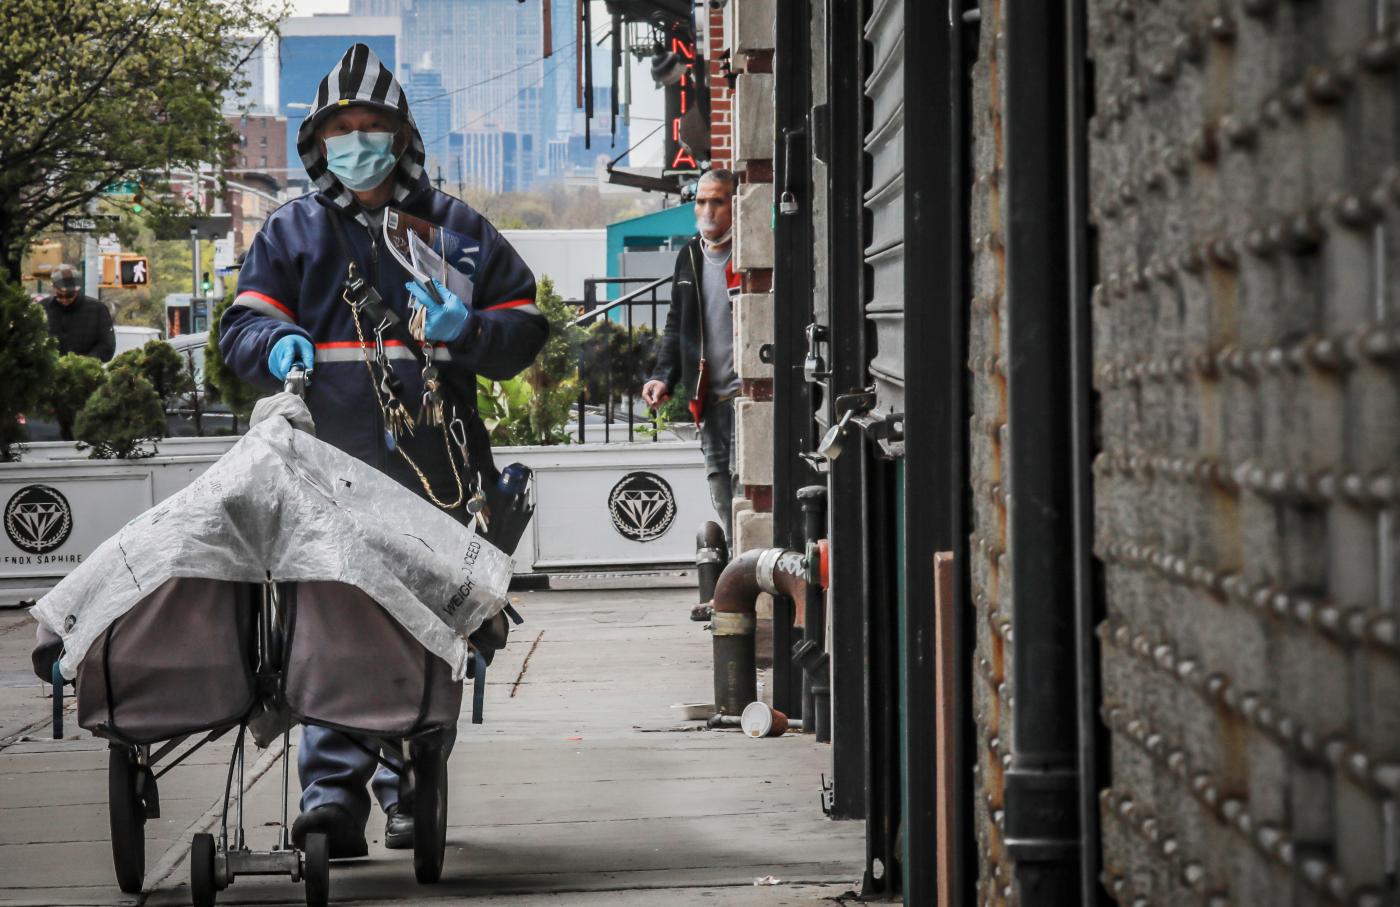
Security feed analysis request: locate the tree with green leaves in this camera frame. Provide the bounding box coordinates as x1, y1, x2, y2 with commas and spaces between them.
0, 277, 56, 459
74, 367, 165, 459
44, 353, 107, 441
0, 0, 283, 276
110, 338, 191, 403
522, 275, 582, 444
206, 287, 263, 419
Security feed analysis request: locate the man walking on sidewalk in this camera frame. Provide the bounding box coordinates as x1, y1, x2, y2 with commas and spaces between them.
643, 170, 742, 540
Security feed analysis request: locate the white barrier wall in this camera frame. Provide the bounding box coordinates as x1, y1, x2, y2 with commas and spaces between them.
0, 438, 708, 605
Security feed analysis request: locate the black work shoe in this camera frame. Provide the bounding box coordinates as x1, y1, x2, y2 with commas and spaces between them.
291, 804, 368, 859
690, 603, 713, 622
383, 803, 414, 850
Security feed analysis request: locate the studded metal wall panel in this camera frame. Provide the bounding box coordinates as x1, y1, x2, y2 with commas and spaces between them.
865, 0, 907, 421
968, 0, 1015, 902
1089, 1, 1400, 904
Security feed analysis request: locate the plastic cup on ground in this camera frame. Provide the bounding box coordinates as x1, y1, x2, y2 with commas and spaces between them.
740, 701, 789, 738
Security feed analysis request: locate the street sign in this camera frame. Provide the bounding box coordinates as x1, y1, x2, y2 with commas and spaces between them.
101, 179, 140, 195
98, 236, 122, 255
213, 236, 235, 270
63, 214, 120, 233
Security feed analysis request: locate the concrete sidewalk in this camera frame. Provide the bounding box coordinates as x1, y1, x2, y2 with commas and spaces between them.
0, 575, 864, 905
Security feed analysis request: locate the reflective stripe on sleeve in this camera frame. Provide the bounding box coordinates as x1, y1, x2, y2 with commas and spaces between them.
232, 291, 296, 324
482, 298, 541, 316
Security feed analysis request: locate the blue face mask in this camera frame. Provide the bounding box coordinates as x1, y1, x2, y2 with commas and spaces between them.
323, 130, 399, 191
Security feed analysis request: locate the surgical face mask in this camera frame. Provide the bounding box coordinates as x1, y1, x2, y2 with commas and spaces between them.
323, 130, 399, 191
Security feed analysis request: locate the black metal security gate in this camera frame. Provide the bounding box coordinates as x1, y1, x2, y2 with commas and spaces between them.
784, 0, 1400, 904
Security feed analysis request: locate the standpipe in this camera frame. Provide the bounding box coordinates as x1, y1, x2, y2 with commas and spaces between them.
708, 545, 810, 717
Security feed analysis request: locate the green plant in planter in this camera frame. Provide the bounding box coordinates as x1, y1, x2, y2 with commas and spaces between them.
44, 353, 107, 441
580, 319, 657, 425
74, 368, 165, 459
0, 277, 57, 460
206, 288, 263, 419
110, 339, 191, 403
476, 375, 536, 446
475, 275, 583, 446
637, 382, 691, 440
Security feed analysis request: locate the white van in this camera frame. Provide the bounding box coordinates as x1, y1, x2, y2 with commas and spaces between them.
113, 325, 162, 356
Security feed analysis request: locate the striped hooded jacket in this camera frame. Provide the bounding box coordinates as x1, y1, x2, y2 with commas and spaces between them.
220, 44, 547, 501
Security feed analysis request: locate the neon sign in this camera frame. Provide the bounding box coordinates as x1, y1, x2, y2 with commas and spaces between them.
663, 30, 700, 174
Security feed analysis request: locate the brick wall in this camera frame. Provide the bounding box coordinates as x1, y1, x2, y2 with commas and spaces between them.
707, 4, 732, 171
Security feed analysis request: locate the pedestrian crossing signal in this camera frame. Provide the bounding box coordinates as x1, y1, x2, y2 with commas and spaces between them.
119, 258, 149, 287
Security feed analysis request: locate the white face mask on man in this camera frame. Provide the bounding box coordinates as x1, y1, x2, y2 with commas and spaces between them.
324, 130, 400, 191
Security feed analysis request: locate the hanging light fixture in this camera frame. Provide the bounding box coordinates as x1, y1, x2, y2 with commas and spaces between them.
649, 42, 685, 86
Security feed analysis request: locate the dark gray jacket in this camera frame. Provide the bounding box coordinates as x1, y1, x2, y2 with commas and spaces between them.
42, 294, 115, 362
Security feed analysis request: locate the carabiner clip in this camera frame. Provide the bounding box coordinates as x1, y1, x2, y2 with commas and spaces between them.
449, 413, 469, 452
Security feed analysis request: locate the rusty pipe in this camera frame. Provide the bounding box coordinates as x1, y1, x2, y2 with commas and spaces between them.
711, 547, 809, 716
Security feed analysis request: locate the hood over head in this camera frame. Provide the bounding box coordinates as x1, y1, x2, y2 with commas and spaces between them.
295, 43, 426, 222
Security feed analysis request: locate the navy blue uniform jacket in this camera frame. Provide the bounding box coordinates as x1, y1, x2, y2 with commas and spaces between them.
221, 44, 547, 502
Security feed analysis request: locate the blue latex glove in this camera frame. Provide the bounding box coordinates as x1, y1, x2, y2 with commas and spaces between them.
405, 279, 471, 343
267, 334, 314, 381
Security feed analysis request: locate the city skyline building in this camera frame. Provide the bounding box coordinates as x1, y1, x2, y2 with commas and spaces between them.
347, 0, 400, 15
274, 3, 631, 193
223, 35, 279, 116
278, 14, 400, 178
402, 55, 453, 181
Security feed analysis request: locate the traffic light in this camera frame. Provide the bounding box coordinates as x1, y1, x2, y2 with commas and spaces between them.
201, 272, 212, 295
116, 257, 149, 287
131, 187, 143, 214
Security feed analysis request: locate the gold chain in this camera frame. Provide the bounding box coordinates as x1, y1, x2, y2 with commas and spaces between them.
343, 282, 466, 510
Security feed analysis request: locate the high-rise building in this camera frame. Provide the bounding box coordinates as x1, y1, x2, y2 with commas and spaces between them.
403, 0, 579, 191
224, 114, 289, 250
276, 4, 630, 195
278, 15, 400, 182
349, 0, 401, 15
454, 127, 535, 196
459, 129, 505, 195
402, 56, 453, 180
223, 35, 279, 115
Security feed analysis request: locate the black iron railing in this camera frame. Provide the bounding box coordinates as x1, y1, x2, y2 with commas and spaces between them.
571, 275, 674, 443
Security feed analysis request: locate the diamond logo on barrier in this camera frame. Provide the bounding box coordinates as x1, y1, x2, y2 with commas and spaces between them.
5, 485, 73, 555
608, 472, 677, 543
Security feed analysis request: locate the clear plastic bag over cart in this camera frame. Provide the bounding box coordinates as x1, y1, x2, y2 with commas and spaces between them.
31, 394, 514, 682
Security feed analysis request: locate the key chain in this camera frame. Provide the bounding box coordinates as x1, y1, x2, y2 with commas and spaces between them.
420, 362, 444, 427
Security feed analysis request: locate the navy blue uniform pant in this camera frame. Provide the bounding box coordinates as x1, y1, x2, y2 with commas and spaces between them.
298, 725, 457, 832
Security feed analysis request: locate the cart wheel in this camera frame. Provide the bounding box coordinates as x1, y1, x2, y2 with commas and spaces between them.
410, 739, 448, 884
303, 832, 329, 907
191, 833, 217, 907
108, 746, 145, 893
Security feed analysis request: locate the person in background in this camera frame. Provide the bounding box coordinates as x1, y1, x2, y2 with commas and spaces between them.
643, 170, 741, 621
41, 263, 114, 361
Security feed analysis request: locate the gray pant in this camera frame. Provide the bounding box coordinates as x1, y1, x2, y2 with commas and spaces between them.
700, 397, 737, 541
